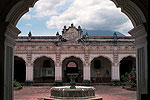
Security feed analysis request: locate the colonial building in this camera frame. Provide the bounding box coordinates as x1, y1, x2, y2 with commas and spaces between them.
14, 24, 136, 84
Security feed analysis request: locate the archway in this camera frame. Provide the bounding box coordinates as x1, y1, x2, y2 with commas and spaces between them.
91, 56, 111, 83
33, 56, 55, 83
0, 0, 148, 100
14, 56, 26, 83
62, 56, 83, 83
120, 56, 136, 81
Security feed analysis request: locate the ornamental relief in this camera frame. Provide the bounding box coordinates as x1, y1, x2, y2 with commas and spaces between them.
62, 28, 81, 41
118, 45, 135, 51
15, 44, 135, 52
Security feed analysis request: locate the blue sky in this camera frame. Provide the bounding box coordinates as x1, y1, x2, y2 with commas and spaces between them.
17, 0, 133, 36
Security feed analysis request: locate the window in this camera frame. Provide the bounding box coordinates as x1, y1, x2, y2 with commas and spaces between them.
67, 62, 77, 68
43, 60, 50, 68
94, 60, 101, 69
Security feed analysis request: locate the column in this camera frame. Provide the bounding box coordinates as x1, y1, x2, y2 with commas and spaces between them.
0, 22, 20, 100
112, 43, 120, 81
83, 53, 91, 81
83, 63, 91, 81
54, 52, 62, 85
26, 63, 33, 82
55, 63, 62, 81
129, 24, 149, 100
111, 63, 120, 81
25, 53, 33, 85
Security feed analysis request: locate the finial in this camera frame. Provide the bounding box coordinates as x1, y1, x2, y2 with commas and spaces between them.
56, 32, 59, 36
78, 26, 81, 29
71, 23, 74, 27
113, 32, 117, 37
28, 31, 32, 37
113, 32, 117, 44
64, 25, 66, 29
85, 32, 88, 36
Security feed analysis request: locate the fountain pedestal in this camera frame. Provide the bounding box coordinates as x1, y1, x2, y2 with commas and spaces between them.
39, 73, 102, 100
67, 73, 78, 89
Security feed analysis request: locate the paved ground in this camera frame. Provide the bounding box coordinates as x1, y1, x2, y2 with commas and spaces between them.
14, 85, 136, 100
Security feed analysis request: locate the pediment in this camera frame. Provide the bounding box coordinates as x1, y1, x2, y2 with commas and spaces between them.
62, 25, 82, 41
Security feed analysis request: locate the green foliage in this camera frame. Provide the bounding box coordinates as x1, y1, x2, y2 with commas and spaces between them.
112, 80, 121, 86
82, 80, 93, 86
13, 80, 22, 87
121, 72, 130, 82
121, 69, 136, 87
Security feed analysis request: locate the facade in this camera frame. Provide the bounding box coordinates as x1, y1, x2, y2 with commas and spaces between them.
14, 24, 136, 84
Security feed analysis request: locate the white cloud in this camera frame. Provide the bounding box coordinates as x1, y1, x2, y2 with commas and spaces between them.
22, 14, 31, 20
33, 0, 67, 18
46, 0, 133, 34
19, 0, 133, 36
116, 20, 133, 35
25, 23, 32, 27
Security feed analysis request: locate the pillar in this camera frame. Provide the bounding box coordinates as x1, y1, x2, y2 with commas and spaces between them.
25, 53, 33, 85
111, 63, 120, 81
54, 53, 62, 85
83, 63, 91, 81
83, 52, 91, 81
129, 24, 149, 100
112, 41, 120, 82
55, 63, 62, 81
0, 22, 20, 100
26, 63, 33, 82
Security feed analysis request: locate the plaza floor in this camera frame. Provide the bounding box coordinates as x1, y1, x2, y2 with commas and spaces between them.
14, 85, 136, 100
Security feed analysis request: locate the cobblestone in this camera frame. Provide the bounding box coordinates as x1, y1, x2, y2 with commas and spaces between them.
14, 86, 136, 100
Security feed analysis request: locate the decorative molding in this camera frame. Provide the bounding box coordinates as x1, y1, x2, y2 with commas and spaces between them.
6, 0, 38, 25
4, 23, 20, 47
129, 24, 147, 45
111, 0, 146, 27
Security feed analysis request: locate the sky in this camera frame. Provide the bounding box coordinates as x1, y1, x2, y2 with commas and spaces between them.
17, 0, 133, 36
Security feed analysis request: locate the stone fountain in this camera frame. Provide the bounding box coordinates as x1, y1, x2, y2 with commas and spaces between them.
40, 73, 102, 100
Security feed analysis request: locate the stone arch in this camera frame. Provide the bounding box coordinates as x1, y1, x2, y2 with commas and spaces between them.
1, 0, 148, 99
90, 56, 112, 83
111, 0, 146, 27
32, 54, 56, 65
61, 55, 84, 65
14, 56, 26, 83
14, 54, 27, 64
33, 56, 55, 83
89, 55, 113, 65
62, 56, 83, 83
5, 0, 38, 26
118, 54, 136, 63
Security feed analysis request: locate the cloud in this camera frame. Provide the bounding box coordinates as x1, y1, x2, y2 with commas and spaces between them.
25, 23, 32, 27
116, 20, 133, 36
46, 0, 133, 34
22, 14, 31, 20
33, 0, 67, 18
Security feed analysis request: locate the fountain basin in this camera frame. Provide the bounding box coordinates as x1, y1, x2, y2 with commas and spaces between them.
51, 86, 95, 98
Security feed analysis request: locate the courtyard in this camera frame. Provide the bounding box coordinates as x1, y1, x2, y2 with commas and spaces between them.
14, 85, 136, 100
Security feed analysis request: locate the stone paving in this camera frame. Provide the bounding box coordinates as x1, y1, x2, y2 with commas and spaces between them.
14, 85, 136, 100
